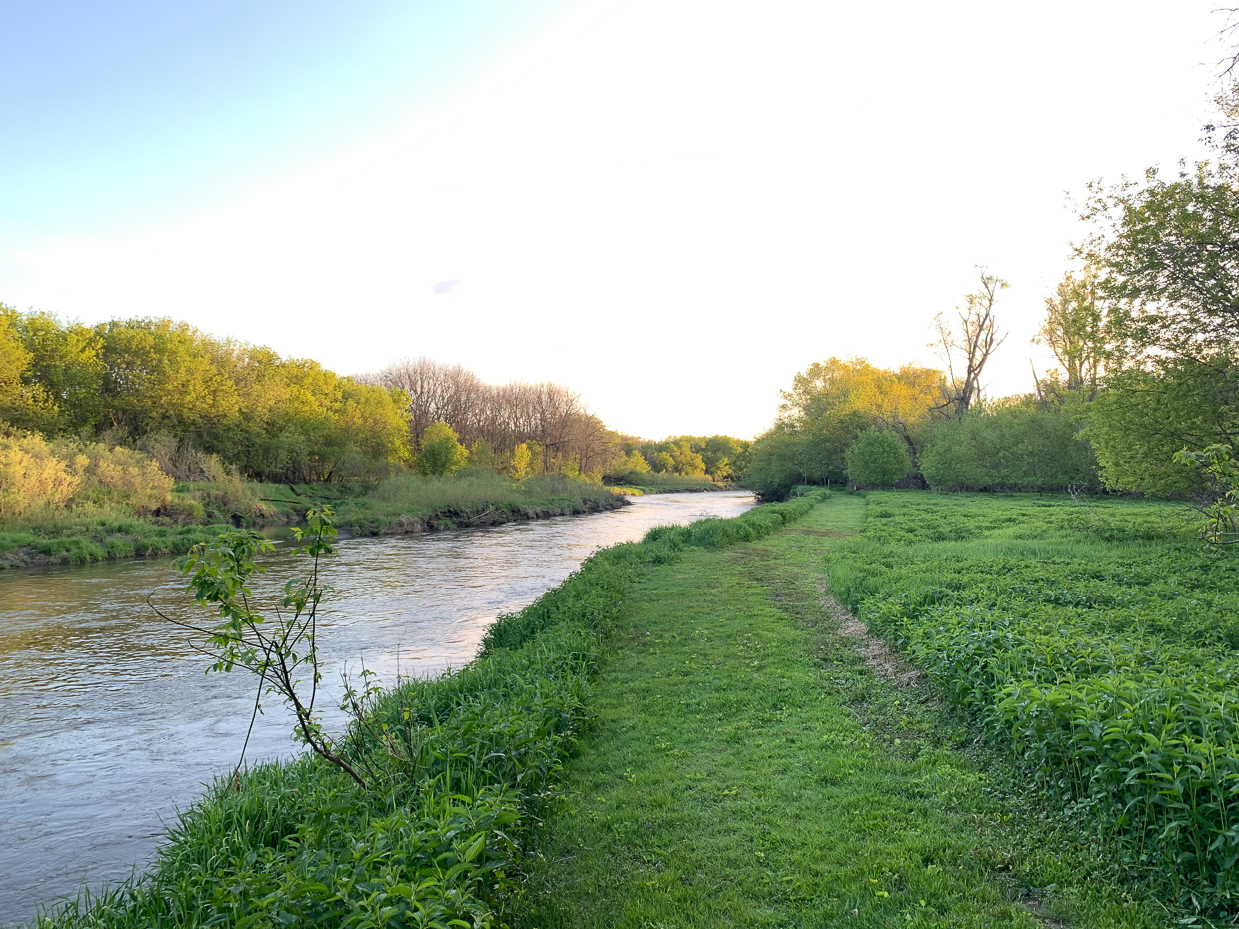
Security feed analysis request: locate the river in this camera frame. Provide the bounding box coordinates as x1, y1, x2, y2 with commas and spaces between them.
0, 491, 754, 924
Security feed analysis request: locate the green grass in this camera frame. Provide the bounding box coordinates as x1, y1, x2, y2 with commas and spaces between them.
513, 494, 1165, 928
333, 471, 623, 535
828, 491, 1239, 918
0, 473, 622, 568
0, 517, 236, 568
605, 473, 719, 494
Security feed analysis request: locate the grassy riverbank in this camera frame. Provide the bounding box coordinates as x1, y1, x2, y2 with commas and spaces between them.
605, 474, 723, 495
33, 495, 819, 927
0, 473, 625, 568
513, 494, 1164, 928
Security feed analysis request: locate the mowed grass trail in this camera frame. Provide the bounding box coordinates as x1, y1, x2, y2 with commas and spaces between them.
513, 495, 1163, 929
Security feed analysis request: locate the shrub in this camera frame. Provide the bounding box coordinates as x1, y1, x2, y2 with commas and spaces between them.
0, 432, 79, 521
66, 443, 175, 515
845, 428, 910, 489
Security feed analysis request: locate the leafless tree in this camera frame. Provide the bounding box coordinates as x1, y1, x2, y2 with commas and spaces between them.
931, 271, 1009, 417
359, 359, 622, 476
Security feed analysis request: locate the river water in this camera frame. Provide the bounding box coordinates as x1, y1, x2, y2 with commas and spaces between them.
0, 491, 755, 924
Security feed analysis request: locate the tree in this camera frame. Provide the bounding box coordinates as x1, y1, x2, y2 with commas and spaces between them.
1034, 269, 1107, 396
931, 272, 1008, 417
1079, 91, 1239, 494
417, 421, 469, 476
509, 442, 532, 480
845, 428, 911, 489
763, 356, 943, 485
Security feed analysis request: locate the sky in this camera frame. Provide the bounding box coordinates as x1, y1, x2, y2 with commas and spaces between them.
1, 1, 1234, 440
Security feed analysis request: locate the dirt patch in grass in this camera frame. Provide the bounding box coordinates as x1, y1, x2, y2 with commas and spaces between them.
818, 584, 924, 688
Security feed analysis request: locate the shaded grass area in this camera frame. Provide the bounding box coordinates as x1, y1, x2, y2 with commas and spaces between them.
31, 493, 821, 928
828, 492, 1239, 916
514, 495, 1164, 928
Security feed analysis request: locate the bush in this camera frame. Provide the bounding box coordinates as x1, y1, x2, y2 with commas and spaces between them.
0, 432, 79, 521
920, 405, 1098, 492
845, 428, 910, 489
64, 442, 174, 515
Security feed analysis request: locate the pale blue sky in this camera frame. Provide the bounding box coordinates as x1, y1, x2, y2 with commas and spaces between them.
1, 2, 1233, 439
1, 1, 573, 242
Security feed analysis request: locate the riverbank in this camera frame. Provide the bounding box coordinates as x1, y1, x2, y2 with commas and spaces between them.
607, 480, 740, 496
32, 494, 816, 926
0, 473, 626, 569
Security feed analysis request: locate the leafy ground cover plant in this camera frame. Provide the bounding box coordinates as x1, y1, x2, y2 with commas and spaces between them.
828, 491, 1239, 917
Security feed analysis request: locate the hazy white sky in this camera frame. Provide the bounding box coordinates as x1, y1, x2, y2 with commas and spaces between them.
2, 1, 1232, 439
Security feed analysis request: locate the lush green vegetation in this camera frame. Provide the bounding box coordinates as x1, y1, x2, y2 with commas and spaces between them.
333, 471, 624, 536
35, 496, 822, 927
0, 308, 410, 483
513, 494, 1162, 928
828, 491, 1239, 917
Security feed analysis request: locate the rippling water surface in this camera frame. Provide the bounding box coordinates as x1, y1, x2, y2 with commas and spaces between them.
0, 491, 754, 923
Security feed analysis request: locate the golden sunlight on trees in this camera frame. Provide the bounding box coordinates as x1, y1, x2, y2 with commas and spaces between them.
0, 433, 80, 520
509, 442, 532, 481
1034, 269, 1106, 397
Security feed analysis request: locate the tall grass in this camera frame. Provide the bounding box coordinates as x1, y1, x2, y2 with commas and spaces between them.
34, 492, 827, 927
828, 491, 1239, 916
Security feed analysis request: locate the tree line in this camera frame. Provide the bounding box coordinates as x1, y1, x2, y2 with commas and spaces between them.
0, 310, 751, 526
358, 357, 749, 484
0, 309, 409, 484
751, 94, 1239, 514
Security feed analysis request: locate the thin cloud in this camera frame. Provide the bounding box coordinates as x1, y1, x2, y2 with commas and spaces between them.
432, 279, 462, 294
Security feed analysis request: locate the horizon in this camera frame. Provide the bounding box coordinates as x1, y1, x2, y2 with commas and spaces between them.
2, 1, 1231, 439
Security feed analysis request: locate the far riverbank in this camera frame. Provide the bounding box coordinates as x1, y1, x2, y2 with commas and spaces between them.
0, 472, 630, 570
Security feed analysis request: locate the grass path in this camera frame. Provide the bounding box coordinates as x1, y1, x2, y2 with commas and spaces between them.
512, 495, 1164, 929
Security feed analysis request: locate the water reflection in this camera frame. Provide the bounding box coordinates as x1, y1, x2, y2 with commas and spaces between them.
0, 491, 754, 923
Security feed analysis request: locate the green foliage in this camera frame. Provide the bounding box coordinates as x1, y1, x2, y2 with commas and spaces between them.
63, 442, 175, 515
1088, 359, 1239, 496
844, 428, 911, 489
1078, 101, 1239, 495
633, 435, 750, 482
920, 404, 1099, 492
745, 425, 842, 499
0, 309, 411, 483
174, 508, 369, 786
509, 442, 532, 481
333, 471, 619, 536
828, 491, 1239, 915
1035, 269, 1106, 395
416, 420, 469, 476
749, 358, 943, 497
38, 493, 822, 927
1175, 444, 1239, 544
